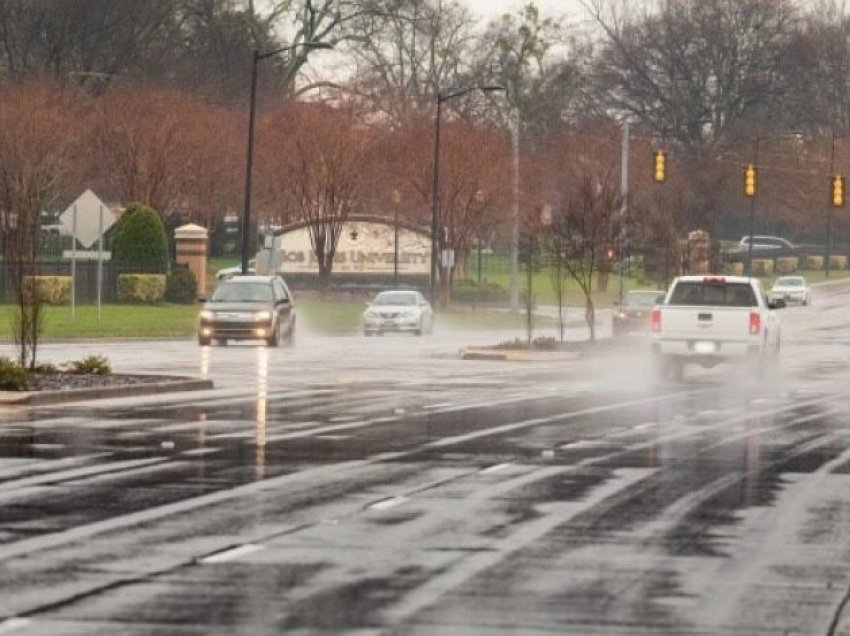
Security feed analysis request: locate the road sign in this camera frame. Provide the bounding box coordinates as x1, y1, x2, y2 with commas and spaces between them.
441, 248, 455, 268
59, 190, 115, 248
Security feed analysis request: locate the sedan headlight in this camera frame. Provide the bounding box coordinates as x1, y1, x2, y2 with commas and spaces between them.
199, 309, 215, 320
401, 310, 419, 319
254, 310, 272, 322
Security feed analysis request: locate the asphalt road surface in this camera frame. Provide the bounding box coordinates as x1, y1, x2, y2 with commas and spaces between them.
3, 287, 850, 635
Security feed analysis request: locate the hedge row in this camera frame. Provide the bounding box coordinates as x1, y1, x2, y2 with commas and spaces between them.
726, 254, 848, 275
117, 274, 166, 303
22, 276, 72, 304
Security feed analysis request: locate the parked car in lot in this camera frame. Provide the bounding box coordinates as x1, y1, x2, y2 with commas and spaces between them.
768, 275, 811, 306
216, 259, 256, 280
738, 235, 795, 251
612, 290, 666, 337
197, 275, 295, 346
363, 290, 433, 336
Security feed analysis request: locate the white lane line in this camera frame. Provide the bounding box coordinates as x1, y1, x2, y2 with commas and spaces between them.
0, 453, 110, 481
480, 463, 513, 474
368, 496, 408, 511
0, 457, 170, 493
0, 618, 32, 634
200, 543, 264, 564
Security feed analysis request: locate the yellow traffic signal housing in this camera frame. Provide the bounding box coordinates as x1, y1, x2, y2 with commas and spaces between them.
653, 150, 667, 183
832, 174, 845, 207
744, 164, 757, 197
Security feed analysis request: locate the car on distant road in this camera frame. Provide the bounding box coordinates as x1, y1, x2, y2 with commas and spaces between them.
363, 290, 433, 336
612, 290, 666, 337
216, 259, 256, 280
197, 275, 295, 346
768, 275, 811, 306
738, 235, 796, 251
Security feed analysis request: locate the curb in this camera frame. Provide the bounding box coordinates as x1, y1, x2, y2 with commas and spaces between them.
460, 348, 582, 362
0, 377, 214, 406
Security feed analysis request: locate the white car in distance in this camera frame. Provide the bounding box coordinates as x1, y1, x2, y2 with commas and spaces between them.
768, 275, 811, 306
216, 259, 256, 280
363, 290, 433, 336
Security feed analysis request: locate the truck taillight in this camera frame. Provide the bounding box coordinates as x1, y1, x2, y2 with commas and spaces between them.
749, 311, 761, 335
651, 308, 662, 332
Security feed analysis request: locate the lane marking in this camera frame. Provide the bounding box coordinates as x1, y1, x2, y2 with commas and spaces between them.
480, 463, 512, 474
368, 496, 408, 511
199, 543, 264, 564
0, 619, 32, 634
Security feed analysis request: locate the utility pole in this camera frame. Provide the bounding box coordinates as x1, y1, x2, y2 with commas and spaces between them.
509, 106, 520, 313
617, 122, 629, 306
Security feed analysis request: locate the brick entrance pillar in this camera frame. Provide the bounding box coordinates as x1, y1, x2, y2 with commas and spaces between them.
174, 223, 209, 298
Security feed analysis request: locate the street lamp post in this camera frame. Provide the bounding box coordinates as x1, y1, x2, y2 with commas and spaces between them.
392, 189, 401, 287
241, 42, 332, 275
430, 84, 505, 308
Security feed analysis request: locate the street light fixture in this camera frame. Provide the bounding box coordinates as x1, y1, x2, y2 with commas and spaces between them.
430, 84, 505, 308
241, 41, 333, 275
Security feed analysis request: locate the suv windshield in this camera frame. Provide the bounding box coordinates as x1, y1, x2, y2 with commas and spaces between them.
211, 282, 273, 303
774, 277, 804, 287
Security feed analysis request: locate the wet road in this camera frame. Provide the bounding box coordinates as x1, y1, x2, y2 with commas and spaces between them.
3, 289, 850, 635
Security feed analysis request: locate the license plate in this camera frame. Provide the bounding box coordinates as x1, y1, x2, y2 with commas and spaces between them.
694, 341, 716, 354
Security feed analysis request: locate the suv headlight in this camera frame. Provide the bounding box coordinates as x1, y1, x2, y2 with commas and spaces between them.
199, 309, 214, 320
254, 310, 272, 322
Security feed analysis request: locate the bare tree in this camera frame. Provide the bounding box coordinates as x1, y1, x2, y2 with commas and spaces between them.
583, 0, 799, 150
543, 128, 622, 342
0, 80, 77, 368
258, 101, 377, 293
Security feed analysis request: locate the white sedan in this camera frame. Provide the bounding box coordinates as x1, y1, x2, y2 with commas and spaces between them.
768, 275, 811, 306
363, 290, 434, 336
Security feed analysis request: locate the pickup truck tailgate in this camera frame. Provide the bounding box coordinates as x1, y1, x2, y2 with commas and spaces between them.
660, 305, 754, 341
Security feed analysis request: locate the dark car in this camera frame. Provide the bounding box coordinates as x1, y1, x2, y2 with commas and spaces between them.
197, 275, 295, 346
613, 290, 665, 337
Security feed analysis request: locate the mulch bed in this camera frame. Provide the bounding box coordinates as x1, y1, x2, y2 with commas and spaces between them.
26, 373, 171, 392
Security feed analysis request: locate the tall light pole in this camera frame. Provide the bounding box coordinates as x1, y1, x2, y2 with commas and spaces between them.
392, 189, 401, 287
241, 42, 332, 275
430, 84, 505, 308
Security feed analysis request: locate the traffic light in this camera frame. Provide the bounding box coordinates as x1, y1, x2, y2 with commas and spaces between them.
653, 150, 667, 183
744, 164, 757, 197
831, 174, 845, 207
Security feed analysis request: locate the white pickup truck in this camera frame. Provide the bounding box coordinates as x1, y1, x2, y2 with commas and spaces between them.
650, 275, 785, 380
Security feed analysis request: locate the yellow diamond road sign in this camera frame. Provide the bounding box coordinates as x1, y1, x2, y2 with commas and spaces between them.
58, 189, 115, 249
